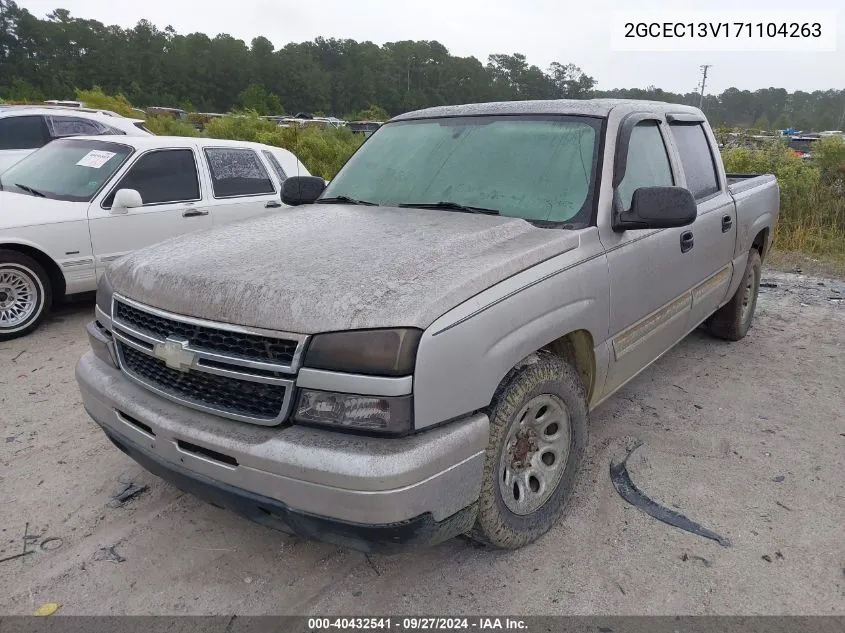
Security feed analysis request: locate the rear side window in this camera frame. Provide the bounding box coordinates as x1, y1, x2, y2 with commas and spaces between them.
617, 121, 674, 211
48, 116, 103, 138
670, 123, 720, 200
104, 149, 200, 207
0, 115, 48, 150
204, 148, 275, 197
262, 150, 287, 182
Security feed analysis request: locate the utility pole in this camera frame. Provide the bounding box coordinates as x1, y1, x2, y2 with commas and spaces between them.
698, 64, 712, 110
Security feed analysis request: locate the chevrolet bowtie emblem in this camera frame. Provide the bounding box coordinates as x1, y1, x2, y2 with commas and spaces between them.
153, 336, 195, 372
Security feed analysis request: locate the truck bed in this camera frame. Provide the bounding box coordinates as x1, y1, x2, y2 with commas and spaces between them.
727, 173, 775, 194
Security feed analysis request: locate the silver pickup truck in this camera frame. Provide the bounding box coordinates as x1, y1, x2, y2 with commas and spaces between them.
76, 99, 779, 552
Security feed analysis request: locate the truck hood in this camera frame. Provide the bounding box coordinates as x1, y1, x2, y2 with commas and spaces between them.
107, 204, 581, 334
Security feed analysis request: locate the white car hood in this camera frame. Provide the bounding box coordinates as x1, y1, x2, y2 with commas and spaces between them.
0, 191, 84, 230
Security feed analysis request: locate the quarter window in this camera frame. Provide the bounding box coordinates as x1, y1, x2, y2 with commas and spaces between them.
262, 150, 287, 182
204, 148, 275, 197
48, 116, 103, 137
104, 149, 200, 207
0, 115, 48, 150
670, 123, 720, 199
617, 121, 674, 211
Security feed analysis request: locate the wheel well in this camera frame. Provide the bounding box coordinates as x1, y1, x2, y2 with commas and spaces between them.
541, 330, 596, 401
0, 244, 65, 298
752, 228, 769, 261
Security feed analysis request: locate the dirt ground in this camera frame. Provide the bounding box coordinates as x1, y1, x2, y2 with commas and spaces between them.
0, 268, 843, 616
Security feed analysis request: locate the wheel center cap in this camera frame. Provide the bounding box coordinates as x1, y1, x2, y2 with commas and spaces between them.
511, 430, 538, 471
0, 290, 9, 304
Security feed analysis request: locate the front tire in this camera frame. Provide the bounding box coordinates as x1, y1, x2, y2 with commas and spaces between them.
0, 250, 52, 340
469, 353, 588, 549
707, 249, 761, 341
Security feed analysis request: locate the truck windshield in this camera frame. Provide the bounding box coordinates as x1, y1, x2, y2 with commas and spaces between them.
322, 115, 602, 226
0, 138, 133, 202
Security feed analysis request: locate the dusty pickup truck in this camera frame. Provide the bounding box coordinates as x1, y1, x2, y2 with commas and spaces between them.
76, 99, 779, 552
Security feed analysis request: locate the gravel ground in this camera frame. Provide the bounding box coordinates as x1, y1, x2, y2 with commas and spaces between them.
0, 268, 843, 616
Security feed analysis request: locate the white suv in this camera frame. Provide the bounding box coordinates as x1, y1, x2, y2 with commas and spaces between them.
0, 106, 151, 172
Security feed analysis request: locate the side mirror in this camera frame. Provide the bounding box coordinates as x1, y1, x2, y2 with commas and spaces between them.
281, 176, 326, 206
613, 186, 697, 231
111, 188, 143, 214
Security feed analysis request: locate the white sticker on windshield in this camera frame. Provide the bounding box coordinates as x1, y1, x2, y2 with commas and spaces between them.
75, 150, 116, 168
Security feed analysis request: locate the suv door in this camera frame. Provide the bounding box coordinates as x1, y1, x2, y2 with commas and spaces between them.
0, 115, 50, 171
601, 117, 698, 395
201, 147, 282, 225
667, 118, 737, 327
88, 147, 212, 275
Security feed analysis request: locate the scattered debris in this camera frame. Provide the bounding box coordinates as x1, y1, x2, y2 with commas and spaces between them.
93, 546, 125, 563
762, 554, 772, 562
0, 550, 34, 564
365, 553, 381, 576
11, 350, 26, 362
33, 603, 61, 616
772, 475, 785, 483
775, 551, 784, 560
776, 501, 792, 511
610, 441, 731, 547
681, 553, 712, 567
672, 384, 687, 392
616, 583, 626, 595
760, 282, 778, 288
39, 537, 63, 552
693, 404, 703, 410
107, 481, 149, 508
244, 576, 253, 584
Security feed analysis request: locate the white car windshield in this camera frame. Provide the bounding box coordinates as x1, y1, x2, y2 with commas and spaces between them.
0, 138, 133, 202
321, 115, 603, 226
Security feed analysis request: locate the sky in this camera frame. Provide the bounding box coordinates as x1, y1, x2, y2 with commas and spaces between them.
18, 0, 844, 94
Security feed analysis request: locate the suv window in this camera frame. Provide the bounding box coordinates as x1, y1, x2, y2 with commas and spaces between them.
617, 121, 674, 211
103, 149, 200, 207
262, 150, 287, 182
0, 115, 48, 150
204, 148, 275, 197
670, 123, 720, 199
48, 116, 103, 138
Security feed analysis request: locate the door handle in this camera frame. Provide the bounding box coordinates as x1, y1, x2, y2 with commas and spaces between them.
721, 214, 733, 232
182, 209, 209, 217
680, 231, 694, 253
265, 200, 282, 208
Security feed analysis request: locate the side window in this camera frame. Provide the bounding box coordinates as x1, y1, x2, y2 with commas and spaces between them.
669, 123, 720, 200
0, 116, 48, 150
204, 148, 275, 197
103, 149, 200, 207
617, 121, 674, 211
48, 116, 103, 138
262, 150, 287, 182
97, 123, 127, 136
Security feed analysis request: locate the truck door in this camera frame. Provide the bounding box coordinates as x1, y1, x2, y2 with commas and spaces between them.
667, 117, 736, 327
599, 116, 698, 396
88, 147, 212, 276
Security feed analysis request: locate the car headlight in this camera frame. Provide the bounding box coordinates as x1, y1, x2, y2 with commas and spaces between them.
294, 390, 413, 434
303, 328, 421, 376
96, 273, 114, 324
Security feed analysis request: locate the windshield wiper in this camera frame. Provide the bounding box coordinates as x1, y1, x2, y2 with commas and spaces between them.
318, 195, 376, 206
14, 183, 47, 198
398, 201, 500, 216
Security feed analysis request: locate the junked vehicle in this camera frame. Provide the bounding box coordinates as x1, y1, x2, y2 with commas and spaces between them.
0, 135, 310, 339
77, 99, 779, 551
0, 105, 151, 172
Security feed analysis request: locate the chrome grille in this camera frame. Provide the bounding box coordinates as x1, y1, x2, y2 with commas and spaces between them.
111, 295, 307, 426
114, 300, 298, 365
118, 344, 286, 421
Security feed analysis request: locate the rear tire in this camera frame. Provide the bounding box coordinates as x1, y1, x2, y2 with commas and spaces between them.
469, 353, 588, 549
0, 250, 52, 340
707, 249, 761, 342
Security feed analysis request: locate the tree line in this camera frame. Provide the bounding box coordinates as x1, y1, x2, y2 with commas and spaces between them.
1, 1, 843, 130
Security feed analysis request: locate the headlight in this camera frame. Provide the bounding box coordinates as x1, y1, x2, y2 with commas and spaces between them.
96, 273, 114, 320
294, 389, 413, 434
303, 328, 421, 376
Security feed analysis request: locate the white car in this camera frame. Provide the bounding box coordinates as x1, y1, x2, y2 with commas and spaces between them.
0, 106, 151, 172
0, 135, 311, 338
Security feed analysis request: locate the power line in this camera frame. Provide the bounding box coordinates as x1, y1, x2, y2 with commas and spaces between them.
698, 65, 712, 110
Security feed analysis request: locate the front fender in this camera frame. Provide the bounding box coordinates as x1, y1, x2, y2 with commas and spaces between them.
413, 231, 609, 428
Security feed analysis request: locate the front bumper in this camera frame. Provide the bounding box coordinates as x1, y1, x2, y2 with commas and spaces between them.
75, 350, 489, 552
